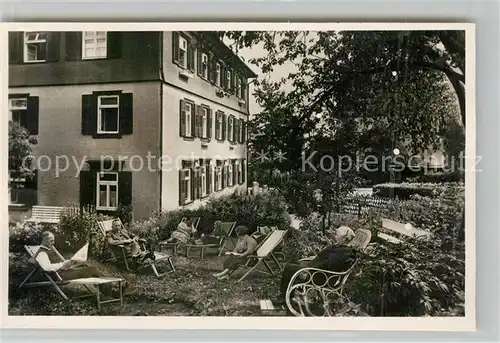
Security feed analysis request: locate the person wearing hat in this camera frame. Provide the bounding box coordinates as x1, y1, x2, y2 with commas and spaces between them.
275, 226, 359, 304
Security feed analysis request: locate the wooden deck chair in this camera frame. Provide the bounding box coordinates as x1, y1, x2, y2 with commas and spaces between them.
237, 229, 288, 282
159, 217, 201, 256
181, 217, 201, 230
216, 221, 237, 256
285, 228, 373, 317
19, 245, 124, 310
97, 218, 175, 277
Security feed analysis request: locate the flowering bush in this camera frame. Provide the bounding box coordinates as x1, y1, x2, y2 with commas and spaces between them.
344, 236, 465, 316
9, 221, 56, 252
373, 182, 464, 200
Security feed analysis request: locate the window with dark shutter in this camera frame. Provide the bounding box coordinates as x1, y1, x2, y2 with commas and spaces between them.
79, 170, 97, 211
207, 109, 213, 139
179, 99, 186, 137
26, 96, 39, 135
119, 93, 133, 135
197, 50, 203, 77
233, 117, 238, 143
172, 31, 180, 64
65, 32, 82, 61
46, 32, 60, 62
215, 111, 221, 140
179, 169, 185, 205
242, 159, 246, 183
187, 44, 195, 73
118, 171, 132, 208
242, 121, 247, 143
207, 162, 212, 194
9, 32, 23, 65
81, 94, 97, 135
222, 114, 227, 140
195, 105, 202, 138
107, 32, 122, 59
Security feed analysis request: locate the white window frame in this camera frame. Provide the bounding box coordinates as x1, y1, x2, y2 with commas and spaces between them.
216, 112, 223, 140
96, 172, 118, 211
227, 162, 233, 187
215, 63, 222, 87
9, 98, 28, 127
201, 107, 208, 138
23, 32, 47, 63
184, 102, 193, 137
201, 165, 208, 197
97, 95, 120, 134
238, 119, 244, 142
82, 31, 107, 60
228, 116, 234, 141
182, 167, 192, 203
179, 36, 188, 69
201, 53, 209, 79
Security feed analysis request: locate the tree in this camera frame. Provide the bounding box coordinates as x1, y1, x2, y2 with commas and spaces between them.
9, 121, 37, 195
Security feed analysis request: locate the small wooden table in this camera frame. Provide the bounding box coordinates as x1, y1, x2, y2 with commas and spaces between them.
68, 277, 124, 310
185, 243, 218, 259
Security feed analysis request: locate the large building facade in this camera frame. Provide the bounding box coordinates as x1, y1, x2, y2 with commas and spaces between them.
8, 31, 255, 220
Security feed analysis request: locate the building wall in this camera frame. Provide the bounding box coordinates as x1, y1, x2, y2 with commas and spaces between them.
161, 84, 247, 211
8, 82, 162, 220
9, 31, 161, 87
162, 32, 249, 116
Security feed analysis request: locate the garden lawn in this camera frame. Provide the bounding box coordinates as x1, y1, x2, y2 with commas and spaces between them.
8, 248, 281, 316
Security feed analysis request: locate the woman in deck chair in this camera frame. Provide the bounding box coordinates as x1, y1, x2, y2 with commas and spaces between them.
274, 226, 359, 304
34, 231, 126, 294
212, 225, 258, 280
165, 218, 197, 244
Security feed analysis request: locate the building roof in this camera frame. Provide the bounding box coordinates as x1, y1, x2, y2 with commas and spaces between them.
194, 31, 257, 79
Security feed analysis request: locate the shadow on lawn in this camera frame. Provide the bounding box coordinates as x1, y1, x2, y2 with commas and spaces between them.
8, 250, 281, 316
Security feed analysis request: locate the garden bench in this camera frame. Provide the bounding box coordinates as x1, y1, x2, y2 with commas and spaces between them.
284, 228, 372, 317
25, 205, 74, 224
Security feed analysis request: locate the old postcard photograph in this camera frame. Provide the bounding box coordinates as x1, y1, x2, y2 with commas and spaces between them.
1, 22, 475, 331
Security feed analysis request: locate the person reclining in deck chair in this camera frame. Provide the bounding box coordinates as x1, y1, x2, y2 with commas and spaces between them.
34, 231, 127, 294
165, 218, 197, 244
212, 225, 258, 280
274, 226, 359, 305
106, 219, 155, 265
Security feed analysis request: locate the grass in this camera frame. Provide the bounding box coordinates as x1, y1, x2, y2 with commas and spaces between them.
8, 246, 282, 316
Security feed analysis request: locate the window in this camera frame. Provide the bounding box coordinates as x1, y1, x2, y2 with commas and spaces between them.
24, 32, 47, 63
236, 78, 242, 99
216, 111, 224, 140
201, 53, 209, 79
96, 172, 118, 210
238, 119, 244, 143
226, 69, 232, 90
201, 164, 208, 197
97, 95, 119, 134
82, 31, 107, 60
215, 161, 223, 191
180, 166, 192, 204
215, 63, 222, 87
180, 101, 194, 137
228, 163, 233, 187
237, 160, 242, 184
201, 107, 208, 138
228, 116, 234, 142
9, 98, 28, 129
179, 36, 188, 69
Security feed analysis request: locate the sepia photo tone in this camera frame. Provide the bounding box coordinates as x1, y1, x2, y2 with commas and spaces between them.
6, 27, 469, 320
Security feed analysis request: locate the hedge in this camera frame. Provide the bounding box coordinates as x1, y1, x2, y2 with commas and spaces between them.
372, 182, 464, 200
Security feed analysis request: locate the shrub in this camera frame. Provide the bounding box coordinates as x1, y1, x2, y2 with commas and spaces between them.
117, 204, 133, 225
9, 221, 57, 252
345, 237, 465, 316
57, 209, 110, 258
372, 182, 464, 200
406, 171, 464, 183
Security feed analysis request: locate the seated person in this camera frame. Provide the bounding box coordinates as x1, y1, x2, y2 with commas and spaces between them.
212, 225, 258, 280
275, 226, 359, 304
106, 219, 155, 263
34, 231, 127, 294
166, 218, 197, 244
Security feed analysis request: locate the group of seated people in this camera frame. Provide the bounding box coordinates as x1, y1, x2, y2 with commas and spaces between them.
34, 216, 360, 305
